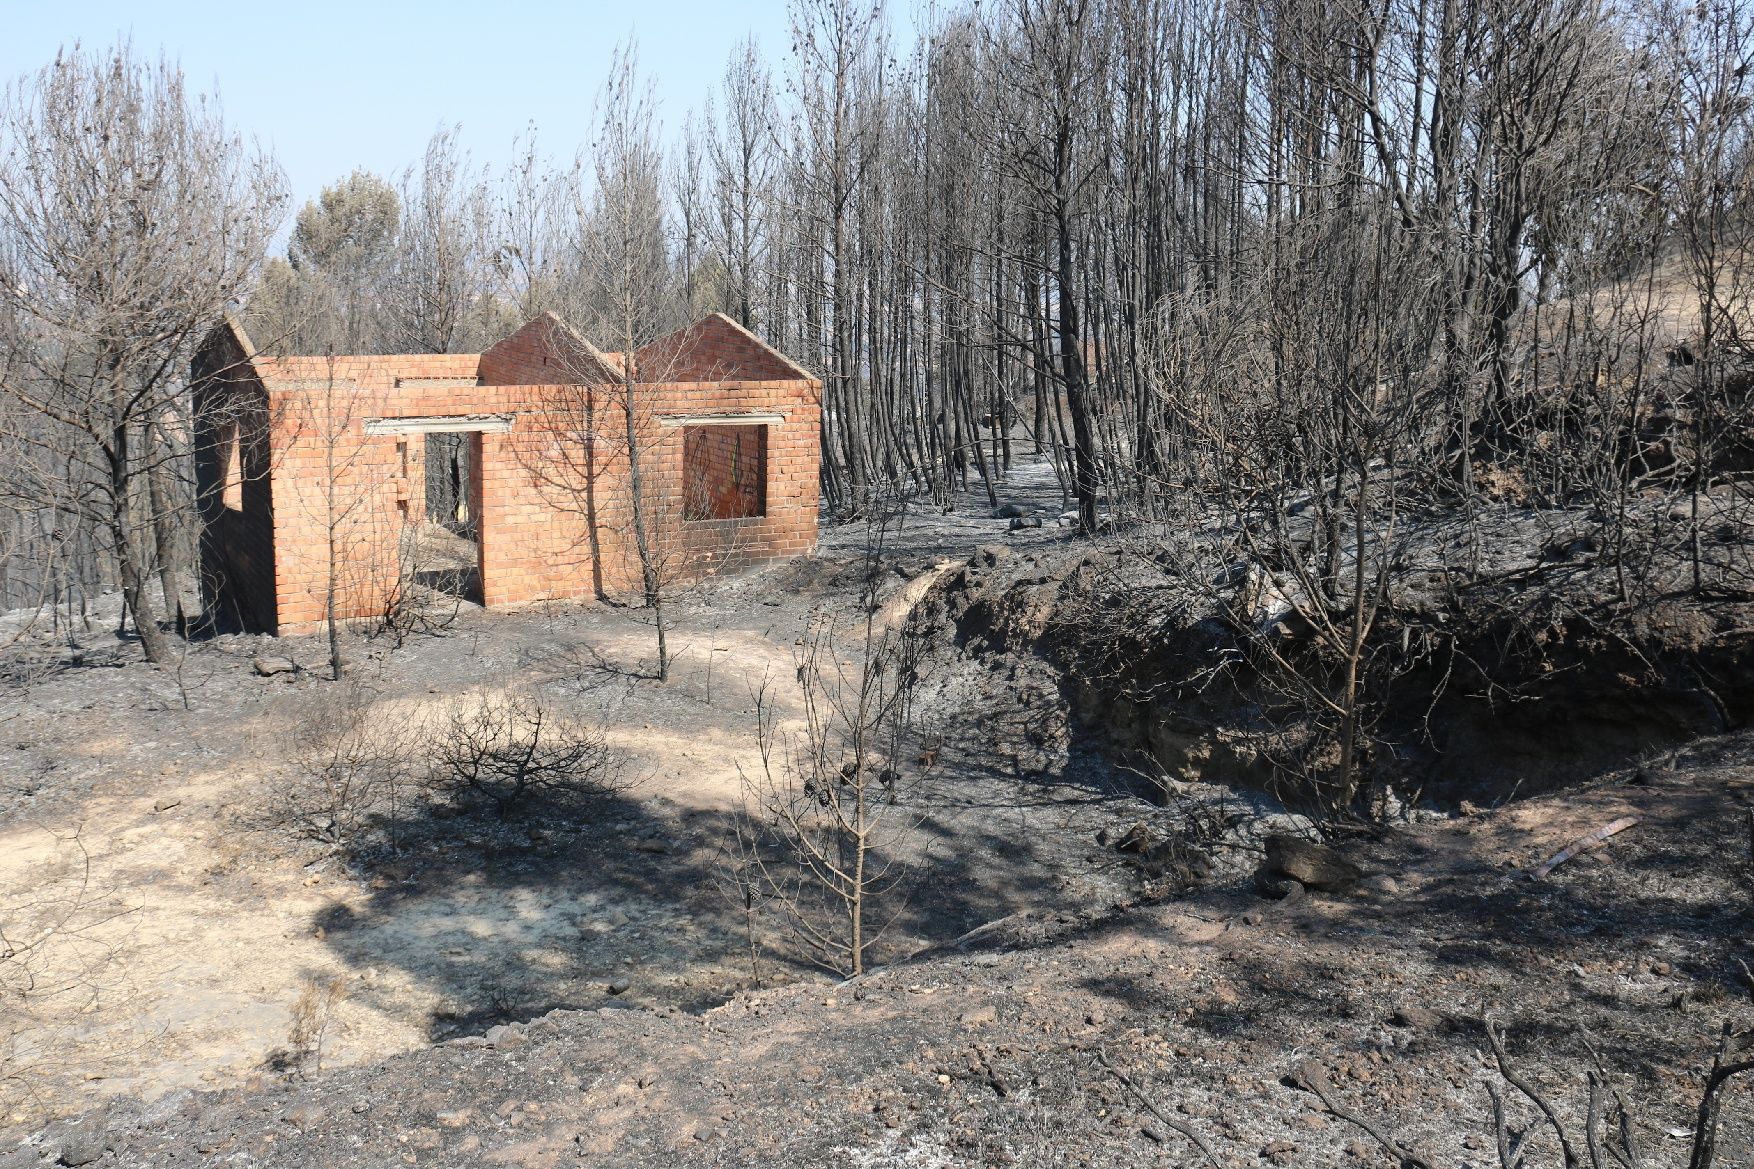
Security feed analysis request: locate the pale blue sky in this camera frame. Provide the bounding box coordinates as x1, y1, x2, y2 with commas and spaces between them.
1, 1, 812, 209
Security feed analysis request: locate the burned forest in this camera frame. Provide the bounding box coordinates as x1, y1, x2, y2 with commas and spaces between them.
0, 1, 1752, 1166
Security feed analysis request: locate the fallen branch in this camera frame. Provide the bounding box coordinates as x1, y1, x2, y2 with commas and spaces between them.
1530, 816, 1639, 879
1689, 1022, 1754, 1169
1486, 1083, 1531, 1169
1485, 1015, 1582, 1169
1097, 1048, 1223, 1169
1578, 1032, 1640, 1169
1290, 1058, 1444, 1169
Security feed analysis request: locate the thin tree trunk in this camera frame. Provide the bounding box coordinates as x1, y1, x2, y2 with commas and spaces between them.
146, 419, 186, 635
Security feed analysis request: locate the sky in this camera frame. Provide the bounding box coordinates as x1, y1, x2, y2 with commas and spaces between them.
0, 1, 808, 212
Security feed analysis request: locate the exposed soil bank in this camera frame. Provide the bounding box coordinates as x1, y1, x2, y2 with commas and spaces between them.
916, 500, 1754, 810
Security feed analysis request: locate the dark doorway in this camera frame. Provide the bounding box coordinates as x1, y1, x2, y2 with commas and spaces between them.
407, 432, 483, 606
424, 431, 476, 538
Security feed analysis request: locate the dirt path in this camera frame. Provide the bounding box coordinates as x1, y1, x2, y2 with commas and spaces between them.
0, 594, 814, 1130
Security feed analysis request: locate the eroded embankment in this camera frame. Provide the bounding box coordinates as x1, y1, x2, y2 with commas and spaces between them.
910, 504, 1754, 810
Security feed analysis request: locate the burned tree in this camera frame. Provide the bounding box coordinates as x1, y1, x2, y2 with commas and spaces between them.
0, 45, 283, 662
730, 502, 926, 977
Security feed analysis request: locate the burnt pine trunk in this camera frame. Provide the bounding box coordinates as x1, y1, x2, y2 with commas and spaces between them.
621, 366, 669, 681
107, 371, 169, 664
1054, 127, 1099, 533
146, 418, 186, 635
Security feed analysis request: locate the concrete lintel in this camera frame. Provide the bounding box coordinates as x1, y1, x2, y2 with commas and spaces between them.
657, 412, 786, 428
364, 414, 514, 435
394, 377, 482, 388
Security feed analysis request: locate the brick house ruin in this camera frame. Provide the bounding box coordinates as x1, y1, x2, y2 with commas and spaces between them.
192, 312, 821, 635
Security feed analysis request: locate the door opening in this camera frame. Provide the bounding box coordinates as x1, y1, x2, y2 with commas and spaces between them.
405, 431, 483, 607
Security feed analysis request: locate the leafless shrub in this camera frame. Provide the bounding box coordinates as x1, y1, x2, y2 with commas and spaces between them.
1483, 1015, 1753, 1169
431, 687, 624, 817
281, 972, 348, 1079
281, 686, 428, 847
1101, 1014, 1752, 1169
728, 624, 926, 979
728, 500, 928, 978
373, 522, 468, 648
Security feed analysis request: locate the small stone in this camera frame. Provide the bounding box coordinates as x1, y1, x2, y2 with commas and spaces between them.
57, 1132, 106, 1167
252, 656, 296, 677
608, 977, 631, 996
1113, 822, 1163, 855
484, 1023, 524, 1048
1254, 873, 1304, 901
1362, 874, 1400, 896
153, 796, 181, 813
282, 1103, 326, 1129
1084, 1010, 1106, 1027
1346, 1139, 1373, 1158
1261, 1140, 1298, 1164
1389, 1006, 1446, 1031
936, 1074, 952, 1084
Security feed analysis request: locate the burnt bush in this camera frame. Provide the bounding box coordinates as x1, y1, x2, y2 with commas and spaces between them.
282, 685, 427, 846
432, 688, 624, 817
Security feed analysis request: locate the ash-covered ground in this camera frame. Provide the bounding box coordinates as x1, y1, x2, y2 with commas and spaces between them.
2, 456, 1749, 1167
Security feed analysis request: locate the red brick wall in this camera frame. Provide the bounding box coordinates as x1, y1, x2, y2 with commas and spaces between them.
485, 376, 821, 610
634, 378, 822, 575
635, 312, 812, 383
260, 355, 511, 632
192, 324, 278, 630
211, 314, 822, 635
